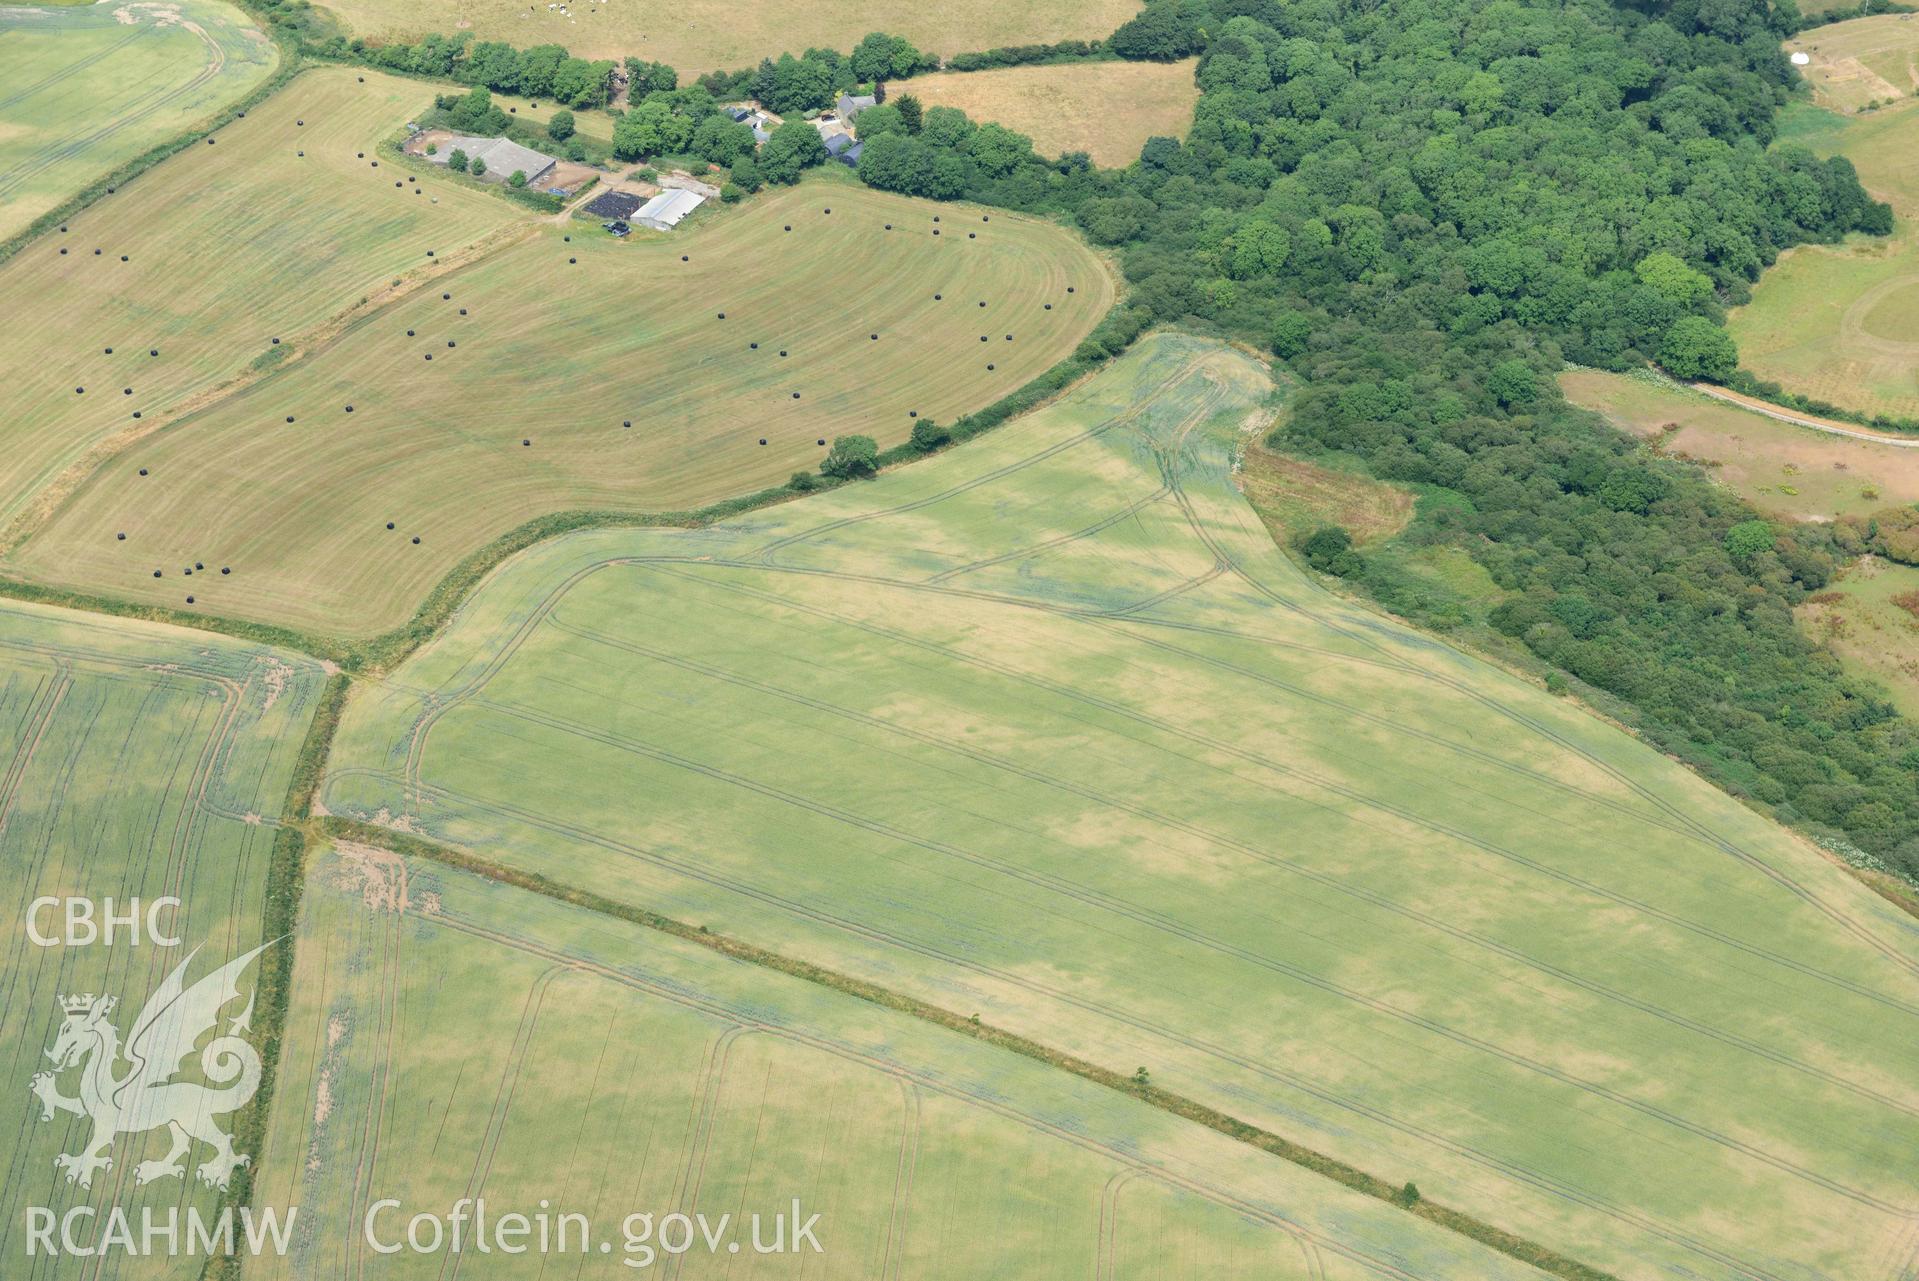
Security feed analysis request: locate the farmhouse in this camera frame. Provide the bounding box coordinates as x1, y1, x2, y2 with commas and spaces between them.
582, 189, 645, 221
634, 188, 706, 230
838, 93, 877, 121
428, 135, 558, 187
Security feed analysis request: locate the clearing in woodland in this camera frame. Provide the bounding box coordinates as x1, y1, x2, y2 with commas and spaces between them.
0, 0, 278, 241
900, 59, 1201, 167
306, 0, 1139, 74
0, 601, 324, 1272
255, 842, 1549, 1279
6, 178, 1111, 638
1729, 96, 1919, 422
319, 333, 1919, 1281
1560, 368, 1919, 520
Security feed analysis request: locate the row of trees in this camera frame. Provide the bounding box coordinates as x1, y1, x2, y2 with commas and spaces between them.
830, 0, 1918, 872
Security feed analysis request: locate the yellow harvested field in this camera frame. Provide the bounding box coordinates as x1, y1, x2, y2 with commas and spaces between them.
7, 181, 1114, 638
1560, 369, 1919, 520
1787, 14, 1919, 112
901, 60, 1200, 167
311, 0, 1141, 73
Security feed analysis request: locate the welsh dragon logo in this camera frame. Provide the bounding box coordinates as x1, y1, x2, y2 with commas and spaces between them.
30, 941, 271, 1191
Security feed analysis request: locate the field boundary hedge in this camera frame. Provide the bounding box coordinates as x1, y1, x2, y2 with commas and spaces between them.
314, 816, 1617, 1281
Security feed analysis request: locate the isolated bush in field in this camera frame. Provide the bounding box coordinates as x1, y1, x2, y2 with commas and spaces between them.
547, 109, 575, 141
425, 142, 438, 155
565, 139, 586, 162
446, 148, 468, 172
470, 156, 487, 177
1296, 525, 1363, 576
821, 435, 880, 478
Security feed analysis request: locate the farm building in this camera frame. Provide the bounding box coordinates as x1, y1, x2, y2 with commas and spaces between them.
838, 93, 877, 121
583, 189, 645, 221
634, 188, 706, 230
428, 135, 558, 187
823, 132, 857, 158
723, 105, 752, 122
837, 140, 864, 168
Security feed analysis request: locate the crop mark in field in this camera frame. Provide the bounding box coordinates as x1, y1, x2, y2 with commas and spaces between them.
0, 15, 228, 208
337, 776, 1849, 1281
536, 614, 1919, 1120
446, 687, 1906, 1218
404, 899, 1350, 1278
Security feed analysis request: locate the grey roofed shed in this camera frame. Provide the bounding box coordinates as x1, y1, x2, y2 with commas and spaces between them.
428, 135, 558, 186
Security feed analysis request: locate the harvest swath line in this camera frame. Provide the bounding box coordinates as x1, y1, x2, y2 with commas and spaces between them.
537, 614, 1918, 1120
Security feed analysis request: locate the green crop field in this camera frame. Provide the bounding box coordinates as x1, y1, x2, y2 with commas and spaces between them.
7, 180, 1112, 639
1730, 95, 1919, 422
318, 333, 1919, 1281
1560, 368, 1919, 520
0, 600, 323, 1274
0, 0, 279, 242
0, 65, 518, 549
309, 0, 1139, 73
254, 842, 1547, 1280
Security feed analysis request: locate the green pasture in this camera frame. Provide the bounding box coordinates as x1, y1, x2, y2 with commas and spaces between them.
9, 181, 1111, 638
320, 333, 1919, 1281
1731, 95, 1919, 421
0, 600, 323, 1275
254, 842, 1544, 1279
0, 0, 279, 241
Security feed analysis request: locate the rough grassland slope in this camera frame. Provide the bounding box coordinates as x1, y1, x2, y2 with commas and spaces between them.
0, 0, 278, 240
901, 60, 1201, 168
10, 183, 1112, 638
255, 844, 1548, 1279
0, 66, 516, 537
308, 0, 1139, 72
0, 601, 324, 1275
321, 333, 1919, 1281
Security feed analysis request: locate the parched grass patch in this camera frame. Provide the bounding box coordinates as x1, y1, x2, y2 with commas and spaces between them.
319, 333, 1919, 1281
1560, 368, 1919, 520
0, 0, 279, 241
0, 601, 324, 1267
1799, 555, 1919, 716
900, 59, 1200, 167
10, 181, 1113, 638
0, 65, 517, 536
1731, 98, 1919, 421
1787, 14, 1919, 113
1237, 442, 1414, 547
310, 0, 1139, 71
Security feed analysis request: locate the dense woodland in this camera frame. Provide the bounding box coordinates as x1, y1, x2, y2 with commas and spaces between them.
248, 0, 1919, 875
